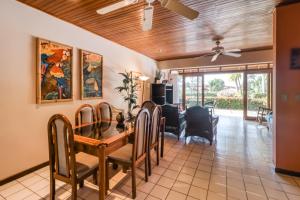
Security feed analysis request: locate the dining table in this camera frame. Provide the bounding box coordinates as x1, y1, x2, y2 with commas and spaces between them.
72, 117, 165, 200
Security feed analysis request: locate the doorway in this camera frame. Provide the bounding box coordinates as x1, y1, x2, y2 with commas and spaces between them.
179, 69, 272, 120
244, 71, 272, 119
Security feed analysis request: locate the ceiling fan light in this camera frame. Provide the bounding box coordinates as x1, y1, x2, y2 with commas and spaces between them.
142, 5, 154, 31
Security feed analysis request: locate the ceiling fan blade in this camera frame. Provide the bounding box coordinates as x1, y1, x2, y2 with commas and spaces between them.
159, 0, 199, 20
211, 53, 220, 62
96, 0, 137, 15
225, 48, 241, 53
223, 52, 241, 57
142, 5, 154, 31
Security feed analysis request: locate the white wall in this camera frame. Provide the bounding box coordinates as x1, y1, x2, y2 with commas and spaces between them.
0, 0, 157, 180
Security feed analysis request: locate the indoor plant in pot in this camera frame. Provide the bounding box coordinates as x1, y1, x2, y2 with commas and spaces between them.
115, 71, 138, 122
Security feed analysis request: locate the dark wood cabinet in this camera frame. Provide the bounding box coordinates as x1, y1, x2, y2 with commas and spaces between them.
151, 84, 173, 105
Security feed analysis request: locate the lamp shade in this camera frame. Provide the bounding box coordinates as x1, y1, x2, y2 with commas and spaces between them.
139, 75, 150, 81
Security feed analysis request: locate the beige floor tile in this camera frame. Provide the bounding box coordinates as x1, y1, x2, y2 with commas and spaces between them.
286, 193, 300, 200
149, 185, 170, 200
197, 164, 211, 173
207, 191, 226, 200
177, 173, 193, 184
23, 193, 41, 200
146, 195, 160, 200
168, 164, 182, 172
148, 174, 161, 184
172, 181, 190, 195
137, 182, 155, 194
261, 178, 282, 191
227, 177, 245, 190
281, 183, 300, 195
20, 175, 43, 187
0, 183, 25, 198
265, 188, 288, 200
246, 192, 268, 200
245, 183, 266, 196
181, 166, 196, 176
157, 177, 175, 189
152, 167, 166, 176
195, 170, 210, 180
0, 182, 18, 192
192, 177, 209, 189
27, 179, 49, 193
227, 187, 247, 200
166, 190, 186, 200
188, 186, 207, 200
186, 196, 198, 200
5, 188, 33, 200
163, 169, 179, 180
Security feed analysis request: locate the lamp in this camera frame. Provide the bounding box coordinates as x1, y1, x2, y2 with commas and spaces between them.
139, 75, 150, 103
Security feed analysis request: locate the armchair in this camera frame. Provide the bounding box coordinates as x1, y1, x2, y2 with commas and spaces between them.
161, 104, 186, 140
185, 106, 219, 145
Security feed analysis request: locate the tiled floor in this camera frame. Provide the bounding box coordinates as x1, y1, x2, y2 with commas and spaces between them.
1, 116, 300, 200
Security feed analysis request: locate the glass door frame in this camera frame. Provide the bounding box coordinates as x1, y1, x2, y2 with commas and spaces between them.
243, 70, 272, 120
182, 73, 204, 109
179, 69, 272, 120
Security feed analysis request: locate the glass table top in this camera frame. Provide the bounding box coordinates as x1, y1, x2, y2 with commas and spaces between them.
74, 121, 127, 141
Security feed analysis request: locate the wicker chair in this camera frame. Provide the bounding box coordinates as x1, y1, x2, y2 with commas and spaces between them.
185, 106, 219, 145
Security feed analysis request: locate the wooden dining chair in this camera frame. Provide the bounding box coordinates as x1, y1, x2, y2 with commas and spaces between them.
47, 114, 98, 200
96, 102, 112, 123
75, 104, 97, 125
105, 108, 150, 199
141, 101, 162, 175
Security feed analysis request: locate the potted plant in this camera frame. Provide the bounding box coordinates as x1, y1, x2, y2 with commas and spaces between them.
155, 70, 162, 83
115, 71, 138, 121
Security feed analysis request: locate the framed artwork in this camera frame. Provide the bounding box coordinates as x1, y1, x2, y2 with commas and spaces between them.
37, 38, 73, 104
80, 50, 103, 99
291, 48, 300, 69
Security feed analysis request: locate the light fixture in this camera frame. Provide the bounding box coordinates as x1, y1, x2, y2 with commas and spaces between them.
139, 75, 150, 103
139, 75, 150, 81
170, 70, 179, 75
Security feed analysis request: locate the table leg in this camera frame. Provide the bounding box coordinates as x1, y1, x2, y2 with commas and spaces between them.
160, 118, 165, 158
99, 145, 106, 200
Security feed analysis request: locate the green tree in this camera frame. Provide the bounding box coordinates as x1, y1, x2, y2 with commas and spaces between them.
229, 73, 242, 94
209, 79, 225, 92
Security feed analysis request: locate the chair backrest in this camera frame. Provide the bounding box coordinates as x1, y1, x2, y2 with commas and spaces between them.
186, 106, 210, 131
161, 104, 179, 127
132, 108, 150, 162
48, 114, 76, 180
75, 104, 96, 125
97, 102, 112, 123
149, 106, 162, 146
142, 101, 161, 146
141, 101, 156, 117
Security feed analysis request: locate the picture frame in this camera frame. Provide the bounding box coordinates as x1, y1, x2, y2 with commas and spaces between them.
290, 48, 300, 69
36, 38, 73, 104
80, 50, 103, 99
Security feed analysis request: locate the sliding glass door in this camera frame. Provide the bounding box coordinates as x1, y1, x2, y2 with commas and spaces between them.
245, 72, 271, 119
184, 75, 203, 108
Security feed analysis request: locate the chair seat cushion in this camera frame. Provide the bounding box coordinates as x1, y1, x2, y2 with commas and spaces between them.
76, 152, 98, 179
108, 144, 132, 164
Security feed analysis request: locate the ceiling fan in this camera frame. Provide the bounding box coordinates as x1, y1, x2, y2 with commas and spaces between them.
204, 37, 241, 62
96, 0, 199, 31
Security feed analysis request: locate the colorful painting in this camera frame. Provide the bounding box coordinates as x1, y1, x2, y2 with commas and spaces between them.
37, 38, 73, 103
80, 50, 103, 99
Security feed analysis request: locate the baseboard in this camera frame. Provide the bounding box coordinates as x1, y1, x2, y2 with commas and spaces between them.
277, 0, 300, 7
0, 161, 49, 186
275, 167, 300, 177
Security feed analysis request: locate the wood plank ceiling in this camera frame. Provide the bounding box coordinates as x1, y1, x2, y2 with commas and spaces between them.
17, 0, 283, 61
